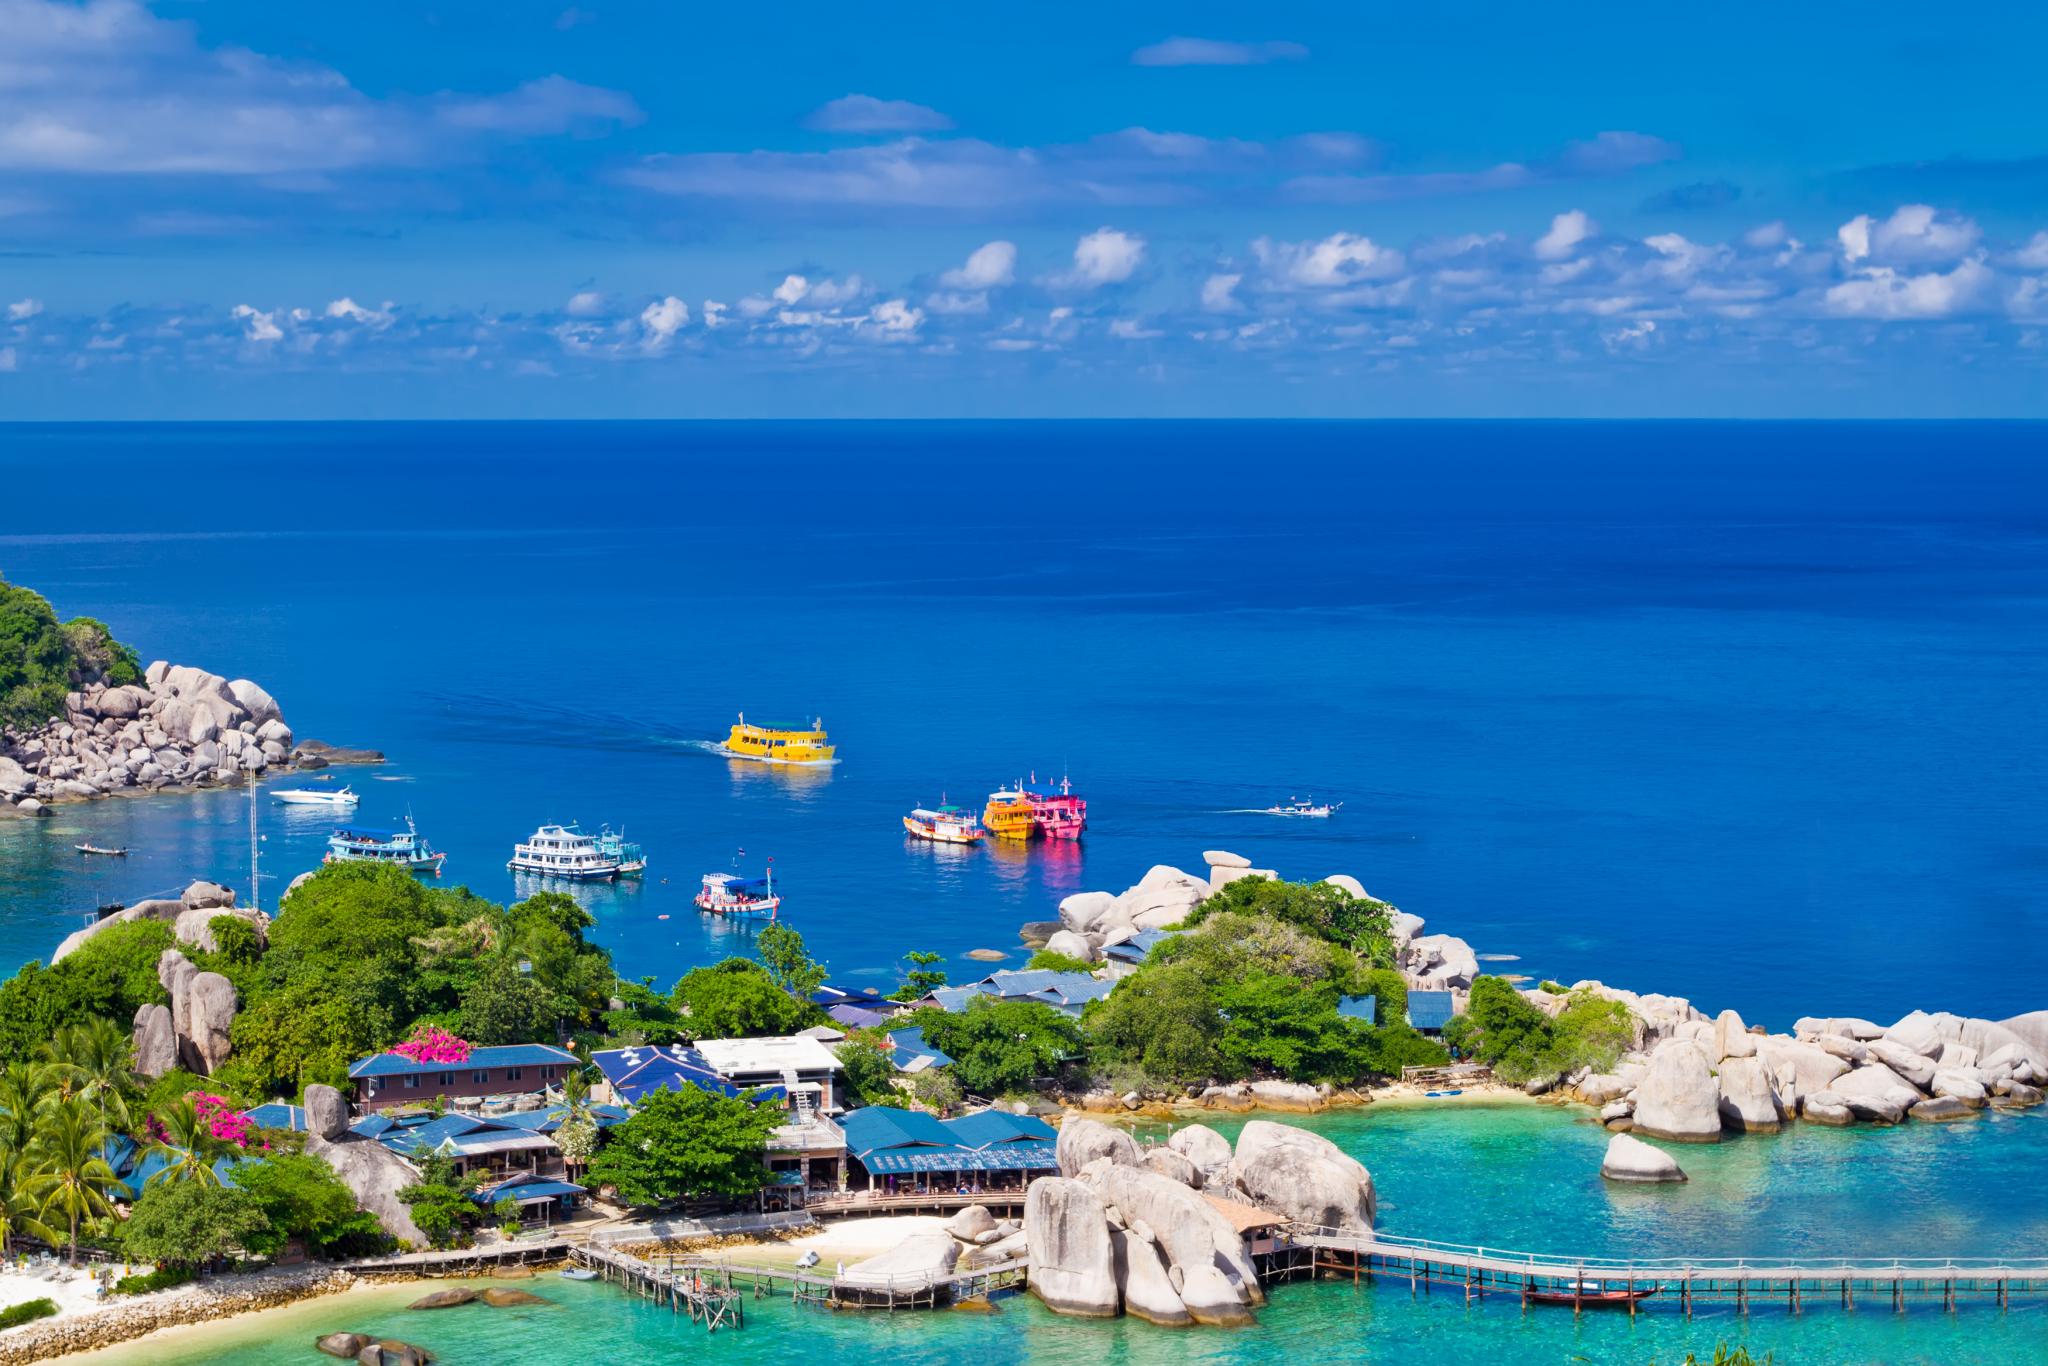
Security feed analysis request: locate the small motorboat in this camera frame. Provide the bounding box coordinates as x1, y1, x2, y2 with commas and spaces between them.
74, 844, 128, 857
795, 1249, 821, 1270
559, 1267, 599, 1282
1424, 1089, 1464, 1098
904, 802, 987, 844
274, 785, 358, 806
1263, 797, 1341, 818
695, 867, 782, 920
1525, 1281, 1659, 1309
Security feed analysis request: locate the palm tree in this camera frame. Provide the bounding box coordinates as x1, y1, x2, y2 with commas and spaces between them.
554, 1067, 598, 1179
0, 1151, 57, 1259
0, 1062, 51, 1156
141, 1098, 229, 1189
41, 1020, 141, 1134
25, 1100, 118, 1265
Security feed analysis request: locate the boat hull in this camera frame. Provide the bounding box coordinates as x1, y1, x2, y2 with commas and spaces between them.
506, 861, 618, 881
1525, 1288, 1659, 1309
904, 816, 985, 844
325, 852, 444, 877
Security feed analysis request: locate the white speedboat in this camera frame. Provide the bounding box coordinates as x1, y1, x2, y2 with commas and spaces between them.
1263, 797, 1341, 818
559, 1267, 599, 1281
274, 785, 358, 806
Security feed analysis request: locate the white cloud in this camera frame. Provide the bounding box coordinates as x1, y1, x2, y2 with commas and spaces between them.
1825, 258, 1991, 320
1109, 318, 1163, 339
1604, 318, 1657, 351
940, 241, 1017, 289
0, 346, 14, 371
804, 276, 866, 306
639, 295, 689, 348
1534, 210, 1596, 261
1254, 231, 1405, 287
924, 291, 990, 315
1052, 228, 1145, 288
324, 297, 392, 327
565, 290, 607, 317
230, 304, 281, 341
863, 299, 924, 334
701, 300, 728, 329
805, 94, 952, 134
1131, 37, 1308, 66
7, 298, 43, 320
1200, 273, 1243, 312
772, 275, 810, 305
1838, 205, 1980, 266
434, 76, 641, 136
2010, 231, 2048, 271
1743, 221, 1790, 251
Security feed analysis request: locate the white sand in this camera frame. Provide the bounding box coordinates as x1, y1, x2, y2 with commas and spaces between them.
716, 1215, 949, 1268
0, 1262, 126, 1320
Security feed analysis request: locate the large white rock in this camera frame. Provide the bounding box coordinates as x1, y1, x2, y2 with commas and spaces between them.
1025, 1178, 1118, 1318
305, 1134, 426, 1245
1576, 1073, 1634, 1106
1116, 866, 1209, 928
1405, 933, 1478, 989
1230, 1120, 1375, 1231
186, 971, 238, 1074
1247, 1079, 1322, 1110
1108, 1224, 1188, 1326
131, 1004, 177, 1079
1711, 1009, 1756, 1061
1833, 1063, 1921, 1123
1089, 1163, 1260, 1325
1867, 1039, 1937, 1089
1201, 850, 1251, 869
1057, 892, 1124, 938
1930, 1068, 1989, 1108
1322, 874, 1370, 899
1796, 1016, 1885, 1041
1165, 1124, 1234, 1186
305, 1083, 350, 1141
1043, 930, 1099, 963
1813, 1034, 1868, 1064
1801, 1092, 1855, 1126
1631, 1041, 1722, 1143
1139, 1148, 1202, 1189
1600, 1132, 1687, 1183
2000, 1011, 2048, 1060
842, 1229, 960, 1286
227, 678, 282, 726
1056, 1116, 1139, 1177
1715, 1056, 1784, 1133
1754, 1035, 1850, 1096
174, 906, 269, 956
1388, 911, 1426, 949
1884, 1010, 1950, 1058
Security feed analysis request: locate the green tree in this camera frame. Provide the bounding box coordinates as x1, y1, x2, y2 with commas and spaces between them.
889, 950, 948, 1003
232, 1153, 384, 1258
121, 1183, 266, 1269
0, 1153, 56, 1259
905, 999, 1083, 1097
583, 1085, 779, 1207
755, 924, 826, 1001
142, 1097, 235, 1189
1184, 877, 1396, 964
670, 959, 819, 1037
1024, 949, 1097, 974
459, 959, 557, 1045
1082, 963, 1227, 1085
1213, 972, 1373, 1083
0, 576, 141, 730
25, 1099, 119, 1263
396, 1151, 479, 1250
907, 1069, 963, 1113
833, 1035, 899, 1107
40, 1018, 140, 1134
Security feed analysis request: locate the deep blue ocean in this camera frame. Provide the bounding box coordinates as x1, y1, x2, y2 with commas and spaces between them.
2, 421, 2045, 1028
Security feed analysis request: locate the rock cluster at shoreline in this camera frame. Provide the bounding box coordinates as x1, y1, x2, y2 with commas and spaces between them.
0, 659, 377, 816
1560, 1002, 2046, 1139
1024, 1116, 1370, 1326
55, 877, 268, 965
0, 1267, 357, 1366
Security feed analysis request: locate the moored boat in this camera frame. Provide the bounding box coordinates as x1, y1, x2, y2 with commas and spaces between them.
904, 803, 987, 844
982, 784, 1037, 840
325, 816, 445, 876
694, 870, 782, 920
507, 823, 620, 881
74, 843, 128, 857
1026, 774, 1086, 841
274, 785, 358, 806
1524, 1281, 1659, 1309
1263, 797, 1341, 818
717, 714, 836, 765
594, 825, 646, 877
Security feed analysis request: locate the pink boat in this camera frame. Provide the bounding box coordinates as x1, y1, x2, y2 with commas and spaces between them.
1027, 774, 1087, 840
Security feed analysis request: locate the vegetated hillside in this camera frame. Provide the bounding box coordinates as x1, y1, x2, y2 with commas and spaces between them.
0, 574, 141, 730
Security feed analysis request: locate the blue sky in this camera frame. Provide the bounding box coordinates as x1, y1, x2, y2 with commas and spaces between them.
3, 1, 2047, 417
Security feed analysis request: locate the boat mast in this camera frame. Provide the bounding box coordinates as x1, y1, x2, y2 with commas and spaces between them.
246, 769, 261, 913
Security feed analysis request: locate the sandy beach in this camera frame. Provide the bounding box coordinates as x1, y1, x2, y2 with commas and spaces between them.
705, 1215, 951, 1269
0, 1262, 118, 1323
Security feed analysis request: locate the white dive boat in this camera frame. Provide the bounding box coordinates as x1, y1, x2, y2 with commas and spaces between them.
1263, 797, 1341, 818
274, 785, 358, 806
559, 1267, 599, 1282
507, 823, 622, 882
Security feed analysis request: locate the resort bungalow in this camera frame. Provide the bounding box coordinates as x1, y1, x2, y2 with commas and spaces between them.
1337, 995, 1378, 1025
917, 969, 1116, 1018
841, 1106, 1058, 1200
1406, 990, 1458, 1037
886, 1026, 953, 1076
812, 983, 912, 1030
470, 1171, 589, 1226
1102, 929, 1173, 972
352, 1110, 569, 1184
348, 1043, 581, 1113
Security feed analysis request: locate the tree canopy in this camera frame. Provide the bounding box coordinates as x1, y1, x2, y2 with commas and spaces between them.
670, 959, 820, 1038
582, 1085, 779, 1207
0, 576, 141, 730
121, 1182, 266, 1268
901, 999, 1082, 1097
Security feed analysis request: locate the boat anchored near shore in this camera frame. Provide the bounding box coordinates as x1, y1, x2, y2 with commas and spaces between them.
694, 864, 782, 920
273, 784, 357, 807
508, 823, 624, 882
905, 802, 987, 844
325, 815, 445, 876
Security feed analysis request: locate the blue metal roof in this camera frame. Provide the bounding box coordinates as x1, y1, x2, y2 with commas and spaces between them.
1337, 994, 1378, 1025
591, 1045, 787, 1106
923, 986, 987, 1013
886, 1026, 954, 1072
861, 1141, 1059, 1175
472, 1176, 585, 1204
1102, 930, 1171, 964
333, 826, 395, 841
942, 1109, 1056, 1149
829, 1004, 894, 1030
349, 1043, 578, 1079
494, 1104, 629, 1133
1407, 990, 1457, 1031
839, 1106, 956, 1159
241, 1102, 308, 1132
1028, 977, 1115, 1010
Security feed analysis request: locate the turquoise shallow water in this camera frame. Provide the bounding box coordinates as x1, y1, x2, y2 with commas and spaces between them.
74, 1102, 2048, 1365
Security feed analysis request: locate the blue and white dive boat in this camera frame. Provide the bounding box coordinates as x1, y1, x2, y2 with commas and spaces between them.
594, 825, 647, 877
508, 823, 621, 881
325, 815, 446, 876
694, 869, 781, 920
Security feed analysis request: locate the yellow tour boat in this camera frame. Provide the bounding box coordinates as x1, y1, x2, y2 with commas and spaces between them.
982, 784, 1037, 840
718, 714, 836, 765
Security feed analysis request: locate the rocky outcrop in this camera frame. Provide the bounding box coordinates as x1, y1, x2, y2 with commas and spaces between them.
1800, 1091, 1854, 1126
1139, 1147, 1203, 1188
306, 1134, 427, 1245
186, 971, 238, 1073
1056, 1116, 1139, 1177
1084, 1163, 1260, 1325
408, 1288, 476, 1309
0, 660, 335, 815
1228, 1120, 1375, 1232
174, 906, 270, 956
1711, 1009, 1756, 1061
131, 1003, 177, 1079
1600, 1132, 1687, 1183
1165, 1124, 1234, 1186
946, 1205, 997, 1241
1715, 1056, 1784, 1133
1025, 1178, 1118, 1317
1402, 933, 1478, 990
1043, 929, 1098, 963
306, 1083, 350, 1141
53, 886, 214, 963
1108, 1225, 1188, 1326
1631, 1041, 1722, 1142
841, 1229, 961, 1286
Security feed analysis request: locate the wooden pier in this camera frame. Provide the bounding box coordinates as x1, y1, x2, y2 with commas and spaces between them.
342, 1239, 570, 1277
571, 1243, 747, 1331
1279, 1228, 2048, 1317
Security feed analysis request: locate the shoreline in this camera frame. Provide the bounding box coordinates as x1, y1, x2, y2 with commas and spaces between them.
0, 1267, 358, 1366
